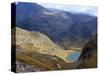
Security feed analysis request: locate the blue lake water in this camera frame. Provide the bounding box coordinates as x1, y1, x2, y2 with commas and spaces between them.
66, 51, 81, 62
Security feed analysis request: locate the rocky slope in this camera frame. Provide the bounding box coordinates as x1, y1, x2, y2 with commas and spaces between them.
13, 27, 81, 72
15, 27, 72, 62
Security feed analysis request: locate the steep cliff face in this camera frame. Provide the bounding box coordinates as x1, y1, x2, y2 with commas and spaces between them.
78, 34, 97, 68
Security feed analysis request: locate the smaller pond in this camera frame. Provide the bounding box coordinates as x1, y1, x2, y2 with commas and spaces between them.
66, 51, 81, 62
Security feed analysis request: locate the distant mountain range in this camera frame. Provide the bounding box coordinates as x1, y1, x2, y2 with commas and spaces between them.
16, 2, 97, 48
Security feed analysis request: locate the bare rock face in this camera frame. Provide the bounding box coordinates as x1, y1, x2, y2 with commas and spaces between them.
78, 34, 97, 68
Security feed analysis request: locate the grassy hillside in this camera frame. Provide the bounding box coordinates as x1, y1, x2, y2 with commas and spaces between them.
16, 51, 78, 72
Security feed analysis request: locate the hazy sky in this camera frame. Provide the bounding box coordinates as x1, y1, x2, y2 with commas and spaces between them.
39, 3, 97, 16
